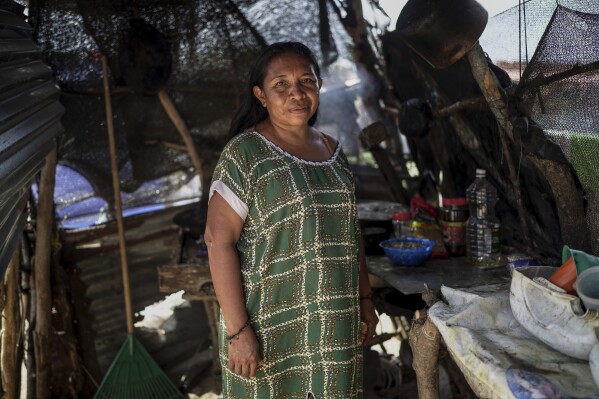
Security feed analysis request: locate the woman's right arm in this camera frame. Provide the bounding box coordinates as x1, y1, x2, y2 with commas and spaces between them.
205, 192, 262, 378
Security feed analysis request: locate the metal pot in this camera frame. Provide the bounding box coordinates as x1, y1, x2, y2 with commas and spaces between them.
395, 0, 488, 69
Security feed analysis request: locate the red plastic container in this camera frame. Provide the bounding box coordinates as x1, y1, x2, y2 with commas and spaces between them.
549, 256, 577, 294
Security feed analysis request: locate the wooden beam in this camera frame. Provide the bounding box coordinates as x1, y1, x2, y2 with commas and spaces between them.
2, 247, 21, 399
33, 143, 57, 399
467, 43, 531, 246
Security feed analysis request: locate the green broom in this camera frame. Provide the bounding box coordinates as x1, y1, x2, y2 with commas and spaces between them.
94, 55, 185, 399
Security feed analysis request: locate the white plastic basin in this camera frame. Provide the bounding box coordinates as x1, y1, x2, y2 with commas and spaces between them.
590, 344, 599, 390
510, 266, 599, 360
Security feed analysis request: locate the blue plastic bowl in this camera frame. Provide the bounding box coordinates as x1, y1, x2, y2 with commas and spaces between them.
379, 237, 434, 266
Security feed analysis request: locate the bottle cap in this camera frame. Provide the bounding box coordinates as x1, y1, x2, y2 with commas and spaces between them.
442, 197, 467, 206
476, 168, 486, 177
392, 211, 412, 221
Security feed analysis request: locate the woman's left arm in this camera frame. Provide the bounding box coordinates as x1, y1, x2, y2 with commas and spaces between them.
358, 238, 379, 345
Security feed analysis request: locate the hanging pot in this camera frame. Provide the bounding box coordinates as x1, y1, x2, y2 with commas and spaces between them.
395, 0, 488, 69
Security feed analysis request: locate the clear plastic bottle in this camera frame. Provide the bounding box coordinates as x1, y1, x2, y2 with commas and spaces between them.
466, 169, 502, 267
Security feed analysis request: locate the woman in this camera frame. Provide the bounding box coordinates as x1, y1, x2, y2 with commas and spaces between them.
205, 41, 378, 399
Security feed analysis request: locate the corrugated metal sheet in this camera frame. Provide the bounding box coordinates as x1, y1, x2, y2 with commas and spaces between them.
62, 204, 213, 396
0, 8, 64, 274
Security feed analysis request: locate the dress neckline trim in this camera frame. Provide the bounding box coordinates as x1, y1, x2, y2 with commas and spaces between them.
249, 130, 340, 166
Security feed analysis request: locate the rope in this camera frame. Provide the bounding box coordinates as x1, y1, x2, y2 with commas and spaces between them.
524, 0, 529, 64
519, 0, 522, 78
519, 0, 530, 78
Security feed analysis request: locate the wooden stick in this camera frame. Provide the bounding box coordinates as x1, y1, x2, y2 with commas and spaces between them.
517, 60, 599, 96
102, 55, 134, 334
158, 89, 204, 182
2, 247, 21, 399
467, 43, 531, 246
433, 96, 485, 118
33, 143, 57, 399
467, 44, 513, 140
366, 331, 403, 347
144, 139, 188, 152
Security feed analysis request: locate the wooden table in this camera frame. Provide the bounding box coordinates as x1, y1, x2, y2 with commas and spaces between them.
367, 255, 514, 399
366, 255, 511, 295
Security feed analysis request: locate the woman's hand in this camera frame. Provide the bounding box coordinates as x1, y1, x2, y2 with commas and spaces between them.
227, 326, 263, 378
360, 298, 379, 345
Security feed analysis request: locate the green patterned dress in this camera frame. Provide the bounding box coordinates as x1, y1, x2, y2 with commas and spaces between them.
210, 130, 362, 399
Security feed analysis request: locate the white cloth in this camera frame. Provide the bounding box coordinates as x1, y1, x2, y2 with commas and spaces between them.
208, 180, 248, 221
428, 284, 599, 399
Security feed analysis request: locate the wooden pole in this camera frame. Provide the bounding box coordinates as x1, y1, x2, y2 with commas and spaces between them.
33, 143, 57, 399
158, 89, 204, 182
102, 55, 134, 334
409, 309, 441, 399
409, 284, 442, 399
467, 43, 531, 246
2, 247, 22, 399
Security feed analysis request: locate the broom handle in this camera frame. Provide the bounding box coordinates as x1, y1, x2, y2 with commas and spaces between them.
102, 55, 134, 334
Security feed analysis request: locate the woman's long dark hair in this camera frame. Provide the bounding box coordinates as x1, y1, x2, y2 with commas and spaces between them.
228, 41, 322, 136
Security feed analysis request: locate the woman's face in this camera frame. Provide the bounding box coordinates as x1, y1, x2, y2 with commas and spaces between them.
253, 52, 321, 129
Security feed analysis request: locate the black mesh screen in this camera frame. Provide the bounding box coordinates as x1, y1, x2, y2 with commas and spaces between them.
27, 0, 378, 227
516, 4, 599, 254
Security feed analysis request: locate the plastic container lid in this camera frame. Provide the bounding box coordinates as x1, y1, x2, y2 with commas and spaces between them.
442, 197, 467, 207
392, 211, 412, 221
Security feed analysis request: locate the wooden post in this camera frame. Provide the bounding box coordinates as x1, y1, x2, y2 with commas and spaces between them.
467, 43, 531, 246
2, 247, 22, 399
21, 240, 35, 399
33, 143, 57, 399
409, 284, 442, 399
409, 309, 441, 399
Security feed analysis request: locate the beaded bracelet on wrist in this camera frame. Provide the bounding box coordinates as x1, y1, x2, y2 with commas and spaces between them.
226, 318, 252, 344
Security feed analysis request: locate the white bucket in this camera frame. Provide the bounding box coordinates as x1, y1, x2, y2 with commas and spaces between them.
575, 266, 599, 311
